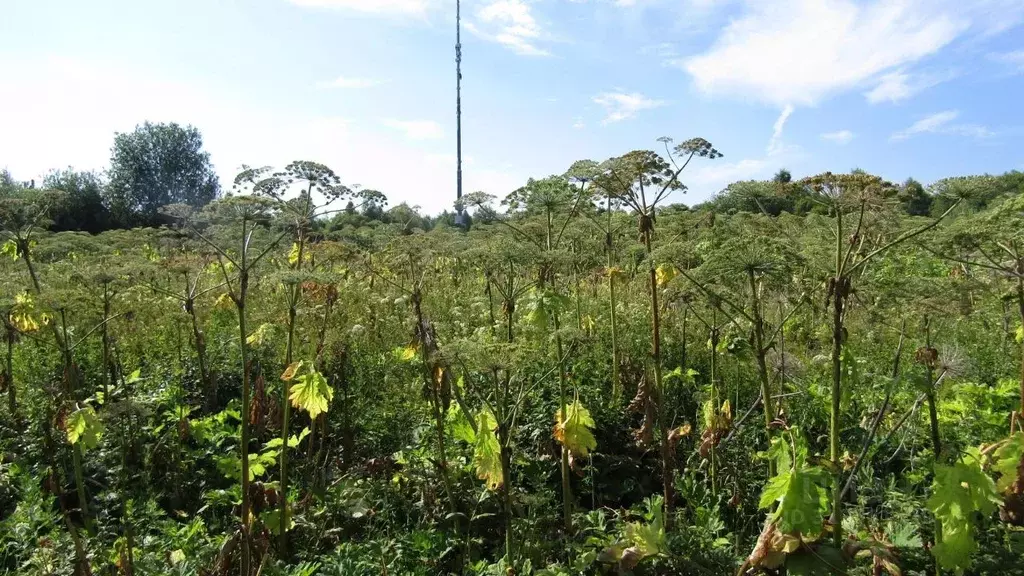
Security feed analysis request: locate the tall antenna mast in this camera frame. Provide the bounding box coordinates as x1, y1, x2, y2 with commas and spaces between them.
455, 0, 465, 226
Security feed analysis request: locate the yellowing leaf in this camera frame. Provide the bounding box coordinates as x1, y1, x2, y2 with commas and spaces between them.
215, 292, 233, 309
1, 239, 19, 261
289, 369, 333, 419
992, 432, 1024, 493
1016, 325, 1023, 344
605, 266, 626, 282
288, 242, 301, 266
246, 323, 274, 346
473, 410, 503, 490
169, 549, 186, 566
554, 400, 597, 458
281, 361, 303, 381
395, 344, 418, 362
9, 291, 49, 333
655, 264, 677, 288
66, 406, 104, 452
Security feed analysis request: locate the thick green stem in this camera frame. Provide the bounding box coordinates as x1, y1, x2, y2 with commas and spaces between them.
710, 325, 718, 495
830, 209, 844, 548
924, 318, 943, 561
748, 269, 774, 478
642, 226, 673, 530
554, 312, 573, 533
5, 332, 14, 417
237, 294, 252, 576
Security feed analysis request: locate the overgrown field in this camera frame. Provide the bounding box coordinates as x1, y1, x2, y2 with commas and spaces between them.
1, 152, 1023, 576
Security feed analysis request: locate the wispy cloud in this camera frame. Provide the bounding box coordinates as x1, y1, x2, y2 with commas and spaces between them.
821, 130, 854, 144
766, 105, 794, 156
285, 0, 434, 16
891, 110, 994, 141
467, 0, 549, 56
864, 69, 956, 103
592, 91, 664, 124
680, 0, 968, 107
317, 76, 383, 89
382, 118, 444, 140
572, 117, 586, 129
989, 50, 1024, 73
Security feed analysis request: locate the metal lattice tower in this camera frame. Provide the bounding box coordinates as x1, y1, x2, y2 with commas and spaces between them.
455, 0, 465, 227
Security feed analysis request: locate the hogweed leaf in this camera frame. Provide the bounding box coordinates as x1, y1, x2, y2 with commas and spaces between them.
66, 406, 104, 452
655, 264, 677, 288
927, 449, 1001, 573
992, 433, 1024, 493
473, 410, 503, 490
554, 400, 598, 458
289, 370, 333, 419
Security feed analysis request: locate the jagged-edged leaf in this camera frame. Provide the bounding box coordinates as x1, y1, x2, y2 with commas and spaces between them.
289, 370, 333, 419
759, 430, 829, 537
66, 406, 104, 452
247, 323, 275, 346
10, 291, 50, 333
1, 239, 18, 261
554, 400, 597, 457
992, 432, 1024, 493
927, 449, 1001, 573
262, 507, 294, 535
447, 404, 476, 444
473, 410, 503, 490
655, 264, 677, 288
266, 427, 311, 449
281, 361, 303, 381
394, 345, 418, 362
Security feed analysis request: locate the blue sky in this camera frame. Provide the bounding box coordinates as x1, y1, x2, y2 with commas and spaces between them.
1, 0, 1023, 213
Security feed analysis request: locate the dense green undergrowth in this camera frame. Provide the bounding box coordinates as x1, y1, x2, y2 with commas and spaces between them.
2, 156, 1023, 575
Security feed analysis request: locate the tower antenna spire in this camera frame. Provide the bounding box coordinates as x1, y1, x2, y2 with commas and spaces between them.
455, 0, 465, 227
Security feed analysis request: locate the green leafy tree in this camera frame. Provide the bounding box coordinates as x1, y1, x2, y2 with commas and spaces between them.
42, 168, 111, 232
105, 122, 220, 225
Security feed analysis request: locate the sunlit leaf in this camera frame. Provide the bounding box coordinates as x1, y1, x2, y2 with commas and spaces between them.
992, 433, 1024, 493
655, 264, 677, 288
554, 400, 597, 458
289, 369, 333, 419
473, 410, 503, 490
280, 361, 303, 381
66, 406, 104, 452
927, 448, 1001, 573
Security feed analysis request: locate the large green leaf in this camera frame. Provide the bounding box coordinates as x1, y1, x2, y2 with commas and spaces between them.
473, 410, 503, 490
992, 432, 1024, 493
927, 449, 1001, 573
66, 406, 104, 452
554, 400, 597, 458
759, 429, 829, 537
289, 369, 334, 419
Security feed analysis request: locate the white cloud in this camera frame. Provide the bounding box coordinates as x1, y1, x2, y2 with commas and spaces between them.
592, 91, 665, 124
990, 50, 1024, 72
766, 105, 794, 156
382, 119, 444, 140
284, 0, 434, 16
572, 117, 586, 129
468, 0, 549, 56
864, 69, 956, 103
891, 110, 994, 141
317, 76, 383, 88
821, 130, 854, 144
681, 0, 968, 106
